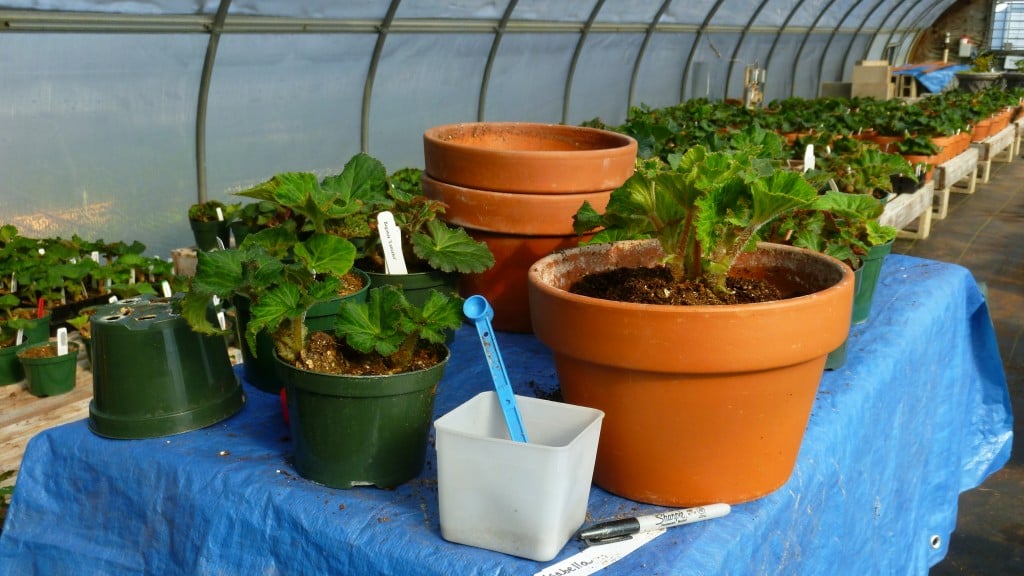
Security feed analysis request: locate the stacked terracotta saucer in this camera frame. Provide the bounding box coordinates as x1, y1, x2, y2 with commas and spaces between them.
422, 122, 637, 332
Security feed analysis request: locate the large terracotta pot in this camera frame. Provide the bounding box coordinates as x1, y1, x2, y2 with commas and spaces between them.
422, 122, 637, 193
527, 239, 855, 506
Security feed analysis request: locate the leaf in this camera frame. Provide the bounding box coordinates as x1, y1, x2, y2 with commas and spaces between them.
335, 285, 407, 356
179, 291, 220, 335
411, 220, 494, 274
321, 153, 389, 204
292, 234, 356, 278
190, 249, 245, 296
415, 289, 464, 344
248, 284, 304, 347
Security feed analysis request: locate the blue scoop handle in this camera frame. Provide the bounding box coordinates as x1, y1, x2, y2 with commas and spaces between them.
463, 295, 528, 443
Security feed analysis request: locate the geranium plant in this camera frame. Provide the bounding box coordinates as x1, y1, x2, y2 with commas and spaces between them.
573, 144, 818, 297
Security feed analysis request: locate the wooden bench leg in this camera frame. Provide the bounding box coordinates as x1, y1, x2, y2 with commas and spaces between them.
933, 186, 951, 219
979, 159, 992, 183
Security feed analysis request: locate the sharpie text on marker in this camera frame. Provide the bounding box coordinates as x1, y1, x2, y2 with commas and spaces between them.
578, 503, 731, 545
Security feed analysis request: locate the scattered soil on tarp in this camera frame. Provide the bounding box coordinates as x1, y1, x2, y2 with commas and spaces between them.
294, 331, 445, 376
569, 265, 792, 305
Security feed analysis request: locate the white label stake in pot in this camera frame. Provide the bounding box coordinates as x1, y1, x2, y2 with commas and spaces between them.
803, 144, 815, 173
377, 211, 408, 275
56, 327, 69, 356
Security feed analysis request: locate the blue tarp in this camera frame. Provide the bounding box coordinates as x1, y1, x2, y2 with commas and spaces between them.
0, 254, 1013, 575
893, 64, 971, 93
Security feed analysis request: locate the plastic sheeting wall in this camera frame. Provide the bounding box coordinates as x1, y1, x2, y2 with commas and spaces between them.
0, 0, 959, 257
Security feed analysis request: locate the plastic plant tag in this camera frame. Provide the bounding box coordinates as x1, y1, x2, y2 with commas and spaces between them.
211, 295, 220, 307
37, 248, 45, 256
829, 179, 840, 193
56, 328, 69, 356
161, 281, 172, 298
15, 329, 23, 346
377, 211, 408, 275
215, 237, 225, 250
803, 144, 815, 173
60, 287, 67, 305
37, 298, 45, 319
463, 295, 528, 442
533, 529, 664, 576
10, 274, 15, 292
91, 251, 100, 263
129, 268, 136, 285
108, 295, 119, 304
215, 207, 224, 221
217, 310, 227, 331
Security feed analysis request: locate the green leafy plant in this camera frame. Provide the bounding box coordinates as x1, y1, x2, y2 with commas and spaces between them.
235, 153, 493, 275
181, 227, 357, 363
326, 285, 463, 373
970, 51, 997, 73
812, 138, 916, 198
766, 191, 898, 269
188, 200, 234, 223
573, 144, 817, 296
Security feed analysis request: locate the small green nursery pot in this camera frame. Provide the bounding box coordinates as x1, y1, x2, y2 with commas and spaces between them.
88, 297, 244, 439
189, 219, 230, 251
275, 347, 449, 489
17, 342, 79, 397
0, 344, 26, 386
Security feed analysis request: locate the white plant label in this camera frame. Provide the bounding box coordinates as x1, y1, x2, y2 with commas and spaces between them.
215, 207, 224, 221
10, 275, 16, 292
70, 257, 77, 264
15, 329, 23, 346
162, 281, 172, 298
81, 280, 88, 298
60, 287, 67, 305
215, 236, 225, 250
216, 310, 227, 331
828, 179, 840, 193
377, 211, 408, 275
129, 268, 136, 285
211, 295, 220, 307
533, 529, 664, 576
37, 248, 45, 256
56, 327, 69, 356
803, 144, 815, 173
91, 250, 101, 263
108, 295, 119, 304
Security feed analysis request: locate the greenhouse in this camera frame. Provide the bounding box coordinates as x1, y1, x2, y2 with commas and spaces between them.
0, 1, 1019, 575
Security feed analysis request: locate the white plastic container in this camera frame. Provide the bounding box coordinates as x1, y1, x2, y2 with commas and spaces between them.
434, 391, 604, 561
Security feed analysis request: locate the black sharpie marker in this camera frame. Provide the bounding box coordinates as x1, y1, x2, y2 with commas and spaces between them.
578, 503, 731, 546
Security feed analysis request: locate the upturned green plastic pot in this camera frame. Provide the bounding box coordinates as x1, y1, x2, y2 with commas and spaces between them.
88, 297, 245, 439
851, 240, 893, 325
17, 342, 79, 397
276, 347, 449, 489
0, 344, 26, 386
189, 219, 230, 251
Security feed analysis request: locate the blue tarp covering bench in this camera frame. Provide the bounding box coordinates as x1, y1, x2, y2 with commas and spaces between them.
0, 254, 1013, 575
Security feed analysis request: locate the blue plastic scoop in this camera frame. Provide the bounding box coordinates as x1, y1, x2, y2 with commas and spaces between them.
463, 295, 528, 443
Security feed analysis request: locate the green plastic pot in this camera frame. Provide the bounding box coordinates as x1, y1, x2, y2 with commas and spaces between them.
21, 313, 52, 345
364, 269, 458, 308
276, 346, 449, 489
304, 268, 371, 332
851, 240, 893, 325
233, 270, 371, 394
17, 342, 79, 397
229, 221, 252, 248
88, 297, 245, 439
0, 343, 26, 386
825, 240, 893, 370
189, 219, 230, 251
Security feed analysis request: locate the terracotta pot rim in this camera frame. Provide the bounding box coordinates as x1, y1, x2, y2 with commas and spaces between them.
424, 122, 636, 157
528, 239, 853, 314
423, 122, 638, 193
421, 173, 610, 235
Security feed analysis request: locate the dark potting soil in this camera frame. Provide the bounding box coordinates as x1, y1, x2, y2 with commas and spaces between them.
569, 265, 789, 306
295, 331, 445, 376
18, 345, 60, 359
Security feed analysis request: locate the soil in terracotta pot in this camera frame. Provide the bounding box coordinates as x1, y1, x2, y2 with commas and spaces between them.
570, 266, 800, 305
294, 331, 445, 376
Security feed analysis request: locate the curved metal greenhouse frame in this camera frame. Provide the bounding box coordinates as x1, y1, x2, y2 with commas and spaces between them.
0, 0, 967, 257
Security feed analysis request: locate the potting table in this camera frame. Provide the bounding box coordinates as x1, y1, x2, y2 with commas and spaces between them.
972, 124, 1016, 183
880, 180, 935, 239
0, 255, 1012, 576
933, 146, 979, 220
